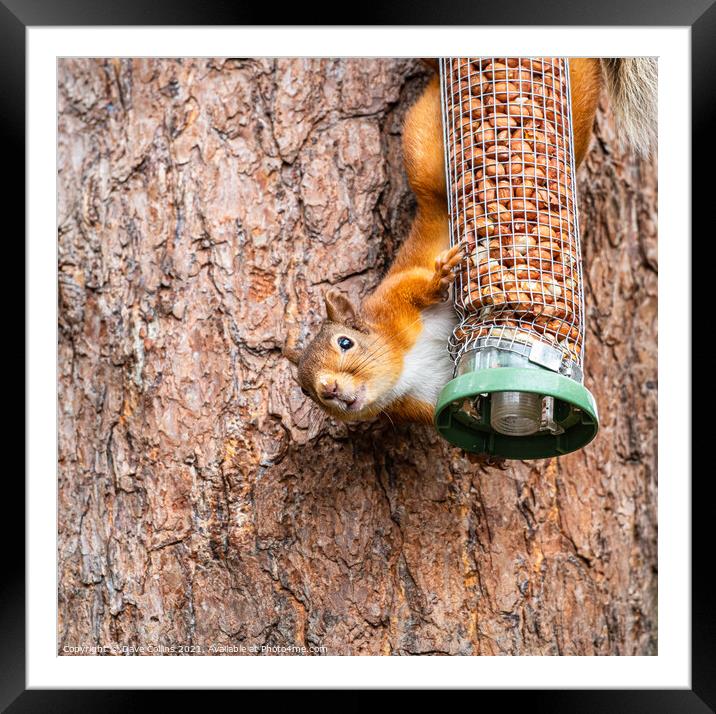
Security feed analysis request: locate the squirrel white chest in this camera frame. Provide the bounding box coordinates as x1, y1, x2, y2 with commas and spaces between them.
389, 302, 457, 407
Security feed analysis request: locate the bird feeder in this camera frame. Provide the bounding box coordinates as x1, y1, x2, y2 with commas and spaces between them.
434, 57, 599, 459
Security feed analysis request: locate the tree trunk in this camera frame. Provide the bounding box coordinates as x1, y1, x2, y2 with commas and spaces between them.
58, 58, 657, 656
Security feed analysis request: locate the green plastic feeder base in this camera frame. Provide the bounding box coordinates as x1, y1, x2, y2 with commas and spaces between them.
434, 367, 599, 460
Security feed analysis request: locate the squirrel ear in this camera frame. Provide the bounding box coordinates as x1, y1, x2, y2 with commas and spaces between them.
324, 289, 366, 331
283, 344, 301, 365
282, 331, 302, 365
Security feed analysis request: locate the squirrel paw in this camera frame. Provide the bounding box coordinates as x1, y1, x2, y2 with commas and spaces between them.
433, 245, 464, 300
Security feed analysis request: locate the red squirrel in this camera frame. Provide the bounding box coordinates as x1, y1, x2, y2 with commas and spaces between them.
287, 58, 657, 425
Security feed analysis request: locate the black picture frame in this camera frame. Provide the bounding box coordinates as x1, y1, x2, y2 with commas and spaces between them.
9, 1, 709, 710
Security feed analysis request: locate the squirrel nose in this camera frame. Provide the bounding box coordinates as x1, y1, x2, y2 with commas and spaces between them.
319, 380, 339, 400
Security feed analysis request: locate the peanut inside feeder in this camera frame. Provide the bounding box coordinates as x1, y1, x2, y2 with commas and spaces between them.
434, 57, 599, 459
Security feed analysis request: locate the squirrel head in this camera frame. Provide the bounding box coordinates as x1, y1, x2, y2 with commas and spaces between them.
293, 289, 401, 421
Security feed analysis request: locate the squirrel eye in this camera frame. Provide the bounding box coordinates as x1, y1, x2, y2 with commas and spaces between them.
300, 387, 310, 397
337, 336, 354, 350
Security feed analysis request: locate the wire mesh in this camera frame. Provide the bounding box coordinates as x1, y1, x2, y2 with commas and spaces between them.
439, 57, 585, 380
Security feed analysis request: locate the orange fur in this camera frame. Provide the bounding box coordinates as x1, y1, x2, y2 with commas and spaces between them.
569, 58, 603, 166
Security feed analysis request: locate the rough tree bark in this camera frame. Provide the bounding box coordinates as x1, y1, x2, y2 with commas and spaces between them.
58, 58, 657, 656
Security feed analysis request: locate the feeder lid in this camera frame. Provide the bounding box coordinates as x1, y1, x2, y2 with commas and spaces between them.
434, 367, 599, 460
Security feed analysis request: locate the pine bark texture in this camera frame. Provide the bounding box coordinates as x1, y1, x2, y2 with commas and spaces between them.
58, 58, 657, 656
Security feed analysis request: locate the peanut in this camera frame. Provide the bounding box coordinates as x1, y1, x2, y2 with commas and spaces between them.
470, 216, 497, 237
478, 258, 502, 277
489, 112, 518, 129
512, 199, 538, 220
492, 81, 520, 102
477, 161, 506, 178
513, 179, 536, 199
531, 224, 557, 240
495, 181, 513, 200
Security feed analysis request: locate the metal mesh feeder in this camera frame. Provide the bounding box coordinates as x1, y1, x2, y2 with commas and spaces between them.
434, 57, 599, 459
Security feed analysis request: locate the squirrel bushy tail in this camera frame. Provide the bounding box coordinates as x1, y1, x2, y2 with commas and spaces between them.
601, 58, 658, 156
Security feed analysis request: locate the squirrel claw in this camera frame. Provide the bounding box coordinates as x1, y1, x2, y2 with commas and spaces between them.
434, 245, 464, 299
